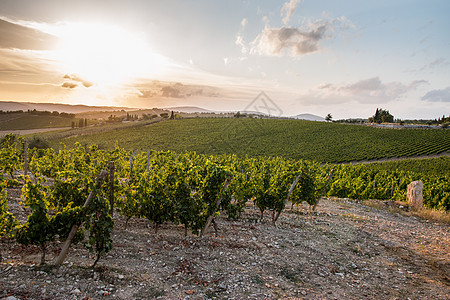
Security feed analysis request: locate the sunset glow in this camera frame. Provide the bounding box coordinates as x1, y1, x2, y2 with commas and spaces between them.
51, 22, 167, 87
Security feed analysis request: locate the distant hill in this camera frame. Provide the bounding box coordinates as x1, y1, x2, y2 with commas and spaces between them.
0, 101, 134, 114
164, 106, 211, 113
291, 113, 325, 122
240, 110, 268, 116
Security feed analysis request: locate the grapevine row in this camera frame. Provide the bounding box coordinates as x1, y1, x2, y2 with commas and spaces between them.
0, 138, 449, 267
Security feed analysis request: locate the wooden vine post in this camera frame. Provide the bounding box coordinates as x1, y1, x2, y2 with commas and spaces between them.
312, 169, 334, 211
53, 170, 108, 266
146, 150, 151, 173
23, 140, 28, 176
129, 155, 133, 181
200, 180, 229, 237
273, 173, 302, 225
109, 161, 115, 217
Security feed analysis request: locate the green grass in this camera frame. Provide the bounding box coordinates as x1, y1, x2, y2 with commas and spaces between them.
33, 118, 450, 163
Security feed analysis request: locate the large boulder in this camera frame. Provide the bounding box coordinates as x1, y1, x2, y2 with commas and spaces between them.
407, 181, 423, 209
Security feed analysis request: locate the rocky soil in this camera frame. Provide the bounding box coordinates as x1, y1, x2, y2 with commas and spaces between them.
1, 189, 449, 299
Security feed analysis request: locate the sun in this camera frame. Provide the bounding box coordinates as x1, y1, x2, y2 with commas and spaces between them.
51, 22, 167, 87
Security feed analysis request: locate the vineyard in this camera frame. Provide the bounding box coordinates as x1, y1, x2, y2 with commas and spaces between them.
0, 133, 449, 298
36, 118, 450, 163
1, 134, 449, 267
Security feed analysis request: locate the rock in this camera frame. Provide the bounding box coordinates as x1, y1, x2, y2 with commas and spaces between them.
72, 288, 81, 295
406, 181, 423, 209
5, 296, 19, 300
98, 290, 110, 296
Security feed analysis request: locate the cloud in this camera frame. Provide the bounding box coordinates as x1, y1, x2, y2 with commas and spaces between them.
421, 87, 450, 102
235, 18, 249, 54
235, 33, 247, 54
137, 90, 154, 98
342, 78, 426, 100
237, 0, 353, 57
281, 0, 301, 25
298, 77, 427, 105
249, 16, 352, 57
241, 18, 248, 28
428, 58, 447, 68
0, 18, 58, 50
62, 74, 93, 88
0, 48, 62, 87
421, 57, 449, 71
136, 81, 221, 99
61, 82, 78, 89
161, 86, 183, 98
250, 20, 329, 56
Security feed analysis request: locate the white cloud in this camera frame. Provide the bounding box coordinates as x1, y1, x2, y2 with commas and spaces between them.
241, 18, 248, 28
421, 87, 450, 102
248, 16, 353, 57
298, 77, 427, 105
235, 18, 249, 55
281, 0, 301, 25
235, 33, 247, 54
250, 20, 329, 56
237, 0, 353, 57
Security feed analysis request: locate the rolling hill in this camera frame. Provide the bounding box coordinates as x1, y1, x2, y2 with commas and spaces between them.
0, 101, 134, 114
33, 118, 450, 163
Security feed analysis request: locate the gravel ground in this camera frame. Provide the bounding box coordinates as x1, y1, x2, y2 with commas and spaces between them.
1, 191, 449, 300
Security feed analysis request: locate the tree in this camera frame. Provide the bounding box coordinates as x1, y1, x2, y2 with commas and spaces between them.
368, 108, 393, 124
325, 113, 333, 122
381, 113, 394, 123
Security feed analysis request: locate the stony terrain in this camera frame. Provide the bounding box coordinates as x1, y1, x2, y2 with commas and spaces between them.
1, 190, 449, 299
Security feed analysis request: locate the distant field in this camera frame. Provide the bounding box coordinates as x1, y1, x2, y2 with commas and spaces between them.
34, 118, 450, 163
0, 113, 74, 130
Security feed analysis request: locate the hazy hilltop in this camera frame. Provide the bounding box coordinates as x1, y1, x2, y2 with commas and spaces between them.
164, 106, 212, 113
291, 113, 325, 122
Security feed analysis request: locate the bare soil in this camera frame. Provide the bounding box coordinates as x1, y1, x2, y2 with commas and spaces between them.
1, 189, 449, 300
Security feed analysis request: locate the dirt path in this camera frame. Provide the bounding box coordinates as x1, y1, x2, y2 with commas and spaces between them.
1, 196, 449, 299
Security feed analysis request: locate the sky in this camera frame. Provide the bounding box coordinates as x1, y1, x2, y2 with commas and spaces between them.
0, 0, 449, 119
